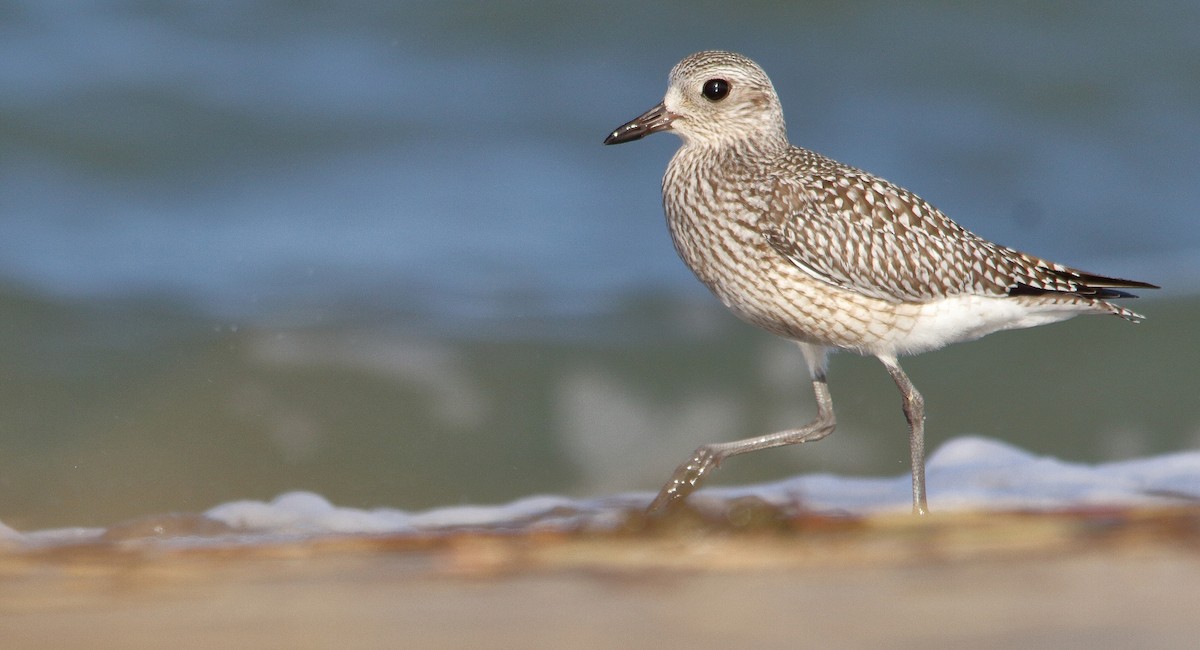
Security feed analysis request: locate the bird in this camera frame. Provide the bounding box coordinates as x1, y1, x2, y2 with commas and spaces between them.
603, 50, 1157, 515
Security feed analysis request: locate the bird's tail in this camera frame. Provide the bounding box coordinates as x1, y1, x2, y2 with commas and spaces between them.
1007, 267, 1158, 323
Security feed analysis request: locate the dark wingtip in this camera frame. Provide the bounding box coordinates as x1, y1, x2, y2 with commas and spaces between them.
1008, 280, 1156, 300
1069, 272, 1160, 291
1094, 288, 1139, 300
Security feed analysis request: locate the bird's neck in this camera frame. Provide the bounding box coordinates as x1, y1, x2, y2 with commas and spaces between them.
671, 134, 788, 178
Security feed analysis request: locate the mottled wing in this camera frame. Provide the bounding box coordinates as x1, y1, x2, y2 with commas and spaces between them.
755, 150, 1152, 305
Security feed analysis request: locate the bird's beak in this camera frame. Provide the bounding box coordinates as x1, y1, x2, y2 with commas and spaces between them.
604, 102, 676, 145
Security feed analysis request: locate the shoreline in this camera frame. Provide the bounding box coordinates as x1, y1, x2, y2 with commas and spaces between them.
4, 506, 1198, 648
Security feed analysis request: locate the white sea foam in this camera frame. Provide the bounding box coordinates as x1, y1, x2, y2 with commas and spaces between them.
4, 436, 1198, 547
717, 435, 1200, 512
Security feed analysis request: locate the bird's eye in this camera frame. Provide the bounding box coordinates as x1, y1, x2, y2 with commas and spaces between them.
701, 78, 730, 101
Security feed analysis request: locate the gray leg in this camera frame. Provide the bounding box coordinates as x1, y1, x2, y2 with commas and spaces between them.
880, 356, 929, 515
647, 343, 836, 513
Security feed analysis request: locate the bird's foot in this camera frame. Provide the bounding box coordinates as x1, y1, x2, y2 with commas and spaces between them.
646, 446, 721, 514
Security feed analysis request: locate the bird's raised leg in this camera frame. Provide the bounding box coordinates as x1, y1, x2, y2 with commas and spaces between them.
647, 343, 835, 513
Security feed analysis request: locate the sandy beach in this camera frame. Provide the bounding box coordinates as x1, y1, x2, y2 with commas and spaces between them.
4, 506, 1198, 649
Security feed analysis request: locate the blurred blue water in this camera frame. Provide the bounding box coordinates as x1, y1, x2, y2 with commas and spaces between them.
2, 1, 1195, 326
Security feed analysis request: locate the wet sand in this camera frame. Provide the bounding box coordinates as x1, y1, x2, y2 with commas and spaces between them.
3, 506, 1199, 648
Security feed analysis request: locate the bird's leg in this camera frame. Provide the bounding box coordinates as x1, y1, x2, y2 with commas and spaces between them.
647, 343, 835, 513
881, 357, 929, 515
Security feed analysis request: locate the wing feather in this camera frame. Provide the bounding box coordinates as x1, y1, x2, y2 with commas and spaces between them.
753, 149, 1156, 304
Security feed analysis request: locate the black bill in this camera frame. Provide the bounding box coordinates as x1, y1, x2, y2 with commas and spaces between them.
603, 102, 675, 145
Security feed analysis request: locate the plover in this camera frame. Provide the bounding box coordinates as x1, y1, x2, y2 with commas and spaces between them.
604, 50, 1157, 514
